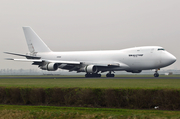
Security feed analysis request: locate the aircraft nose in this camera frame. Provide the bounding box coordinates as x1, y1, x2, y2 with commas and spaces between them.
161, 52, 176, 66
170, 54, 176, 63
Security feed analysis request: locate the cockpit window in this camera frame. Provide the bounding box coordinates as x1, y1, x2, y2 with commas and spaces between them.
158, 48, 165, 51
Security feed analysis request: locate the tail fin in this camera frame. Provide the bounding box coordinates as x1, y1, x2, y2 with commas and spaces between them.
23, 26, 51, 53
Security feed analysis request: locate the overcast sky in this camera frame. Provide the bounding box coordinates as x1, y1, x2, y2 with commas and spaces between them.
1, 0, 180, 70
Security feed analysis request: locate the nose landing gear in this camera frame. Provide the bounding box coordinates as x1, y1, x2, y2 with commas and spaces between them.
154, 69, 159, 77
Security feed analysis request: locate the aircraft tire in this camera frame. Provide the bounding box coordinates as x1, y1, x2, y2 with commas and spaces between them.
98, 74, 101, 77
85, 74, 91, 78
85, 73, 101, 78
93, 73, 101, 77
154, 73, 159, 77
106, 73, 115, 77
85, 74, 88, 77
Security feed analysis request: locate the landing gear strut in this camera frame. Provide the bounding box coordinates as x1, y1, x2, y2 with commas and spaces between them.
154, 69, 159, 77
106, 71, 115, 77
85, 73, 101, 78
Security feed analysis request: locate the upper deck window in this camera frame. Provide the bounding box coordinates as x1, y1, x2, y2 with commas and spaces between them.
158, 48, 165, 51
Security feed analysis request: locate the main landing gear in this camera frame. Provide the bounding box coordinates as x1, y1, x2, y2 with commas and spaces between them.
106, 71, 115, 77
154, 69, 159, 77
85, 73, 101, 78
85, 71, 115, 78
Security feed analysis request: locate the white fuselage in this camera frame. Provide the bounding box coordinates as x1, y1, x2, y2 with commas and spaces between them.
36, 46, 176, 71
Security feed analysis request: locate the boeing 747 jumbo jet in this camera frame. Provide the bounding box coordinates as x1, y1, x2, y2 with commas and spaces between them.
4, 27, 176, 77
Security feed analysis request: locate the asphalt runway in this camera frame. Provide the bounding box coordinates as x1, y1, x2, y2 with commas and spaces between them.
0, 76, 180, 79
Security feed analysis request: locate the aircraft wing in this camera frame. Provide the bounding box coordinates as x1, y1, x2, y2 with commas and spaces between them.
5, 57, 127, 67
4, 51, 128, 72
90, 62, 120, 67
5, 58, 81, 65
45, 60, 81, 64
79, 61, 129, 67
4, 52, 125, 66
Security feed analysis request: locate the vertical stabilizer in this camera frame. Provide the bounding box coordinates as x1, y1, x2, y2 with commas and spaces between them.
23, 26, 51, 53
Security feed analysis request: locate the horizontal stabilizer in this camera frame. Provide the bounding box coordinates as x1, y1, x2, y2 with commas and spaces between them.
4, 52, 41, 59
5, 58, 43, 62
5, 58, 81, 65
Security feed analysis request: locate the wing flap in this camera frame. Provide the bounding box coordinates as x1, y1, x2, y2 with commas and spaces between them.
87, 62, 120, 67
92, 62, 129, 68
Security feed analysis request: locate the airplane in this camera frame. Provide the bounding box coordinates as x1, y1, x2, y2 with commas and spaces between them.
4, 26, 176, 77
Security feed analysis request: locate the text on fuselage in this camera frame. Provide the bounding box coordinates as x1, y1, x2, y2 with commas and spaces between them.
129, 54, 143, 57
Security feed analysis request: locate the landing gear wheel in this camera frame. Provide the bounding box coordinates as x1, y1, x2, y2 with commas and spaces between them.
106, 73, 115, 77
97, 74, 101, 77
85, 74, 90, 78
154, 73, 159, 77
85, 73, 101, 78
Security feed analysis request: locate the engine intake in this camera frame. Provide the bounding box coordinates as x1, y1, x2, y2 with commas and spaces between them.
85, 65, 98, 73
40, 63, 58, 71
79, 65, 98, 73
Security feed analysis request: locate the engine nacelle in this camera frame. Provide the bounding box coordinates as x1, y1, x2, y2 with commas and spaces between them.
126, 70, 142, 73
85, 65, 98, 73
79, 65, 98, 73
40, 63, 58, 71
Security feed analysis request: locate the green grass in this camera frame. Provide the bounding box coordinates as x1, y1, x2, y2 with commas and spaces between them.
0, 105, 180, 119
0, 76, 180, 88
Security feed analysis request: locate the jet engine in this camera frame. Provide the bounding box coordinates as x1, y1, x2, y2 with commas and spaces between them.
40, 63, 58, 71
126, 70, 142, 73
79, 65, 98, 73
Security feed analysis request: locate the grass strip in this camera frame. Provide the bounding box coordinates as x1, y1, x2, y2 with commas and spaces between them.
0, 105, 180, 119
0, 77, 180, 89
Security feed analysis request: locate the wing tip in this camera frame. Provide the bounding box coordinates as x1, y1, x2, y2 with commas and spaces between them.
5, 58, 14, 60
